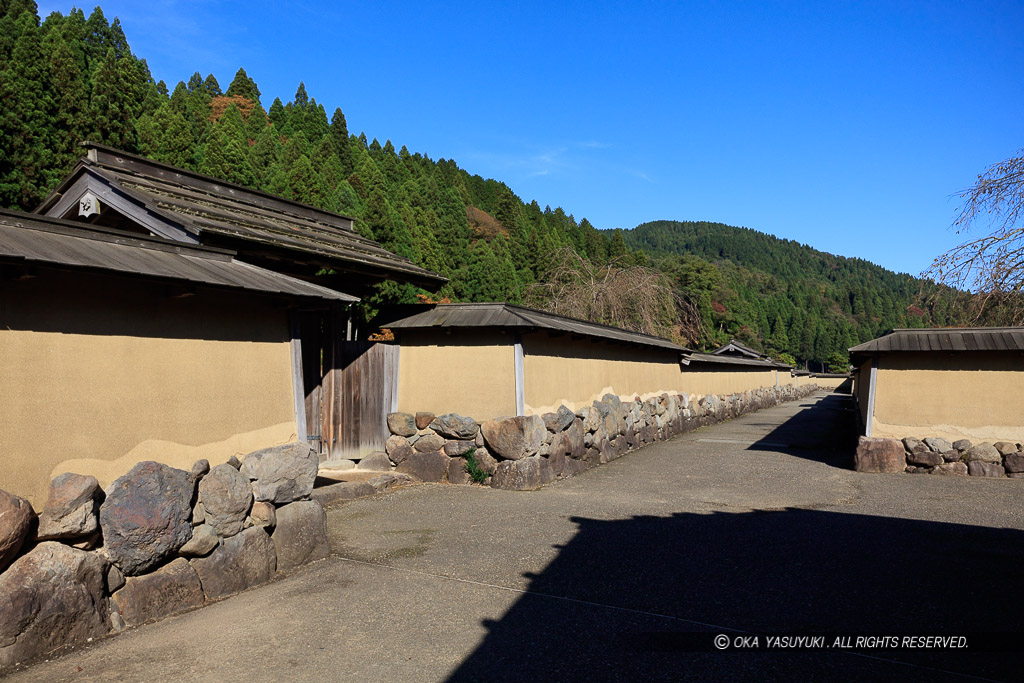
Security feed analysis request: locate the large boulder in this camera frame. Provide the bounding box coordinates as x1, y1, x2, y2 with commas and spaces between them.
178, 524, 219, 557
446, 460, 472, 485
546, 449, 567, 479
601, 393, 624, 424
443, 440, 476, 457
854, 437, 906, 474
312, 481, 376, 507
272, 501, 330, 571
964, 443, 1002, 463
413, 432, 446, 453
481, 415, 546, 460
901, 437, 928, 455
931, 462, 968, 476
563, 457, 589, 477
36, 473, 100, 541
597, 402, 618, 439
923, 437, 953, 454
541, 406, 576, 434
994, 442, 1018, 457
385, 435, 413, 465
356, 451, 393, 471
198, 464, 253, 538
240, 442, 318, 504
490, 455, 553, 491
429, 414, 479, 439
548, 430, 571, 462
472, 448, 498, 476
190, 526, 276, 601
906, 449, 943, 467
0, 542, 110, 669
111, 558, 204, 628
968, 461, 1006, 478
578, 406, 601, 433
386, 412, 417, 437
396, 450, 451, 483
99, 461, 194, 576
565, 419, 586, 459
1004, 453, 1024, 474
250, 501, 276, 529
0, 489, 33, 573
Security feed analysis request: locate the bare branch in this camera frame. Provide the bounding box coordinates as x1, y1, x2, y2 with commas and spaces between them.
926, 149, 1024, 325
525, 248, 703, 345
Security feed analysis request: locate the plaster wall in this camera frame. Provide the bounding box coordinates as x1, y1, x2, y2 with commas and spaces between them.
811, 376, 849, 390
396, 330, 516, 420
870, 352, 1024, 442
0, 271, 299, 505
521, 333, 685, 415
681, 366, 782, 397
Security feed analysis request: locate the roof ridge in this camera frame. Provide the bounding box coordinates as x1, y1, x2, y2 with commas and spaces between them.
501, 303, 682, 344
80, 142, 360, 224
0, 207, 235, 260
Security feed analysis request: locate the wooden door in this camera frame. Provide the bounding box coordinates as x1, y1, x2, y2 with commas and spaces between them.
321, 341, 398, 460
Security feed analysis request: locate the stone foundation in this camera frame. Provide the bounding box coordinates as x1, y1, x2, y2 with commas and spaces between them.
386, 385, 823, 490
0, 442, 329, 671
855, 436, 1024, 478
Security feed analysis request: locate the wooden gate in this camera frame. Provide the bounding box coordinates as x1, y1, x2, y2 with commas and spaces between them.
321, 340, 398, 460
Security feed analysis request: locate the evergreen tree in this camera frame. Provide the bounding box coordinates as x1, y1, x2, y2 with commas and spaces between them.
135, 101, 193, 168
0, 7, 54, 208
202, 73, 221, 96
329, 107, 352, 173
225, 67, 260, 104
268, 97, 287, 128
89, 47, 146, 150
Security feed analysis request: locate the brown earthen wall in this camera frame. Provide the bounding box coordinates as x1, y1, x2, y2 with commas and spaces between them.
0, 271, 299, 505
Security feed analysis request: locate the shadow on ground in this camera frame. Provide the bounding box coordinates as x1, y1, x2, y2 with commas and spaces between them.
448, 508, 1022, 681
746, 392, 860, 468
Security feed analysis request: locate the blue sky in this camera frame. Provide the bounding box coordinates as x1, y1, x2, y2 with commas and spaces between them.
38, 0, 1024, 276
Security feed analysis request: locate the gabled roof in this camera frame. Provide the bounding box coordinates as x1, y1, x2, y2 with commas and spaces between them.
849, 327, 1024, 355
711, 339, 768, 359
36, 143, 445, 289
0, 208, 356, 302
683, 351, 790, 369
378, 303, 690, 352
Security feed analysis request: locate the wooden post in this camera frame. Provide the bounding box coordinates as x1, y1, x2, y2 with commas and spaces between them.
289, 311, 307, 445
514, 336, 525, 417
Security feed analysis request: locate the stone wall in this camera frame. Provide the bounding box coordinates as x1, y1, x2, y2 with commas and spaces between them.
384, 384, 823, 491
854, 436, 1024, 478
0, 443, 329, 671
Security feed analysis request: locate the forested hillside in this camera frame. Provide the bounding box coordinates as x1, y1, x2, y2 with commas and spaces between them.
0, 2, 620, 305
0, 1, 959, 369
625, 221, 959, 367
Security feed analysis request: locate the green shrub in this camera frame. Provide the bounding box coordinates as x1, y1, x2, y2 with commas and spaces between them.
464, 448, 488, 484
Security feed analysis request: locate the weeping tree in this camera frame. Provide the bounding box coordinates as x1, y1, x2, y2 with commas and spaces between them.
926, 149, 1024, 324
525, 247, 702, 345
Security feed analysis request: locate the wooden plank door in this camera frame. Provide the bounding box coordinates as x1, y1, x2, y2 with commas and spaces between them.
323, 341, 398, 460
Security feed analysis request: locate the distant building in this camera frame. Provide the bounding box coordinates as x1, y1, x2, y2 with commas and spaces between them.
711, 339, 772, 361
849, 327, 1024, 443
377, 303, 807, 422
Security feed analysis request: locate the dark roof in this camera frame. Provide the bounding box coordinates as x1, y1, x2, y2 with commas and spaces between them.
0, 209, 356, 302
711, 339, 767, 359
683, 351, 790, 369
36, 143, 445, 288
849, 327, 1024, 355
379, 303, 689, 352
